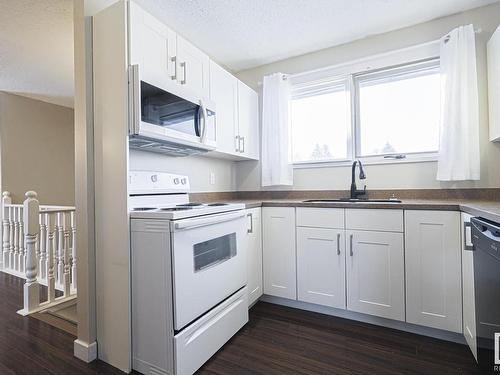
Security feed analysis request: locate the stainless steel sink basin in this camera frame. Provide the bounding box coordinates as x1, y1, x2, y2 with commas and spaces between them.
302, 198, 402, 203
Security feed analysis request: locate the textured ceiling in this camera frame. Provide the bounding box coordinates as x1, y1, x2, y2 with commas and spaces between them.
135, 0, 500, 72
0, 0, 73, 108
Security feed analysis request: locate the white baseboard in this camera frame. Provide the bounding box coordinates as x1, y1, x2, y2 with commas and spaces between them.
74, 339, 98, 363
259, 295, 466, 344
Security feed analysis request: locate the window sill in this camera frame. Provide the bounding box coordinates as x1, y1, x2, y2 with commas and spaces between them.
292, 154, 438, 169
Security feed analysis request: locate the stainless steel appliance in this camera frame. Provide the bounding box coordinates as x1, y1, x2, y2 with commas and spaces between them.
129, 171, 248, 375
470, 216, 500, 370
128, 65, 216, 156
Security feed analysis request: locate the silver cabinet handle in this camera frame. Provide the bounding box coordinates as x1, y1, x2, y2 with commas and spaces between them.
349, 234, 353, 256
180, 61, 187, 84
199, 99, 207, 143
464, 222, 474, 251
235, 135, 240, 152
238, 136, 243, 153
170, 56, 177, 80
241, 136, 245, 153
336, 233, 341, 255
247, 213, 253, 234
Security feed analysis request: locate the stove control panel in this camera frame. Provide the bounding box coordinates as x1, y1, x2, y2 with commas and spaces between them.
129, 171, 190, 195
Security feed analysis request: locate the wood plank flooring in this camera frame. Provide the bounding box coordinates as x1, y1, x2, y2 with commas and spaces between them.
199, 302, 489, 375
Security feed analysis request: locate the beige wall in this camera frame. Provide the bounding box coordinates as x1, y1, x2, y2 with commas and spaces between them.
0, 92, 75, 204
236, 3, 500, 191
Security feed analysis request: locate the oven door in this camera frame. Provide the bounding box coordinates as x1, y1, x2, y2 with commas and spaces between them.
171, 211, 247, 330
129, 64, 216, 151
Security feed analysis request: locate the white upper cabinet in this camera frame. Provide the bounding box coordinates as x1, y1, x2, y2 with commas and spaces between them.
297, 227, 346, 309
262, 207, 296, 300
488, 26, 500, 142
246, 208, 263, 306
346, 230, 405, 321
237, 81, 260, 160
405, 210, 462, 333
129, 1, 176, 90
176, 35, 210, 99
461, 213, 477, 360
209, 61, 239, 155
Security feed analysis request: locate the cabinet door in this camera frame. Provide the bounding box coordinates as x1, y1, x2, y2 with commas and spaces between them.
246, 208, 263, 306
262, 207, 296, 299
237, 81, 259, 160
297, 227, 345, 308
346, 230, 405, 321
176, 35, 210, 98
461, 213, 477, 360
209, 61, 239, 155
405, 210, 462, 333
129, 2, 176, 89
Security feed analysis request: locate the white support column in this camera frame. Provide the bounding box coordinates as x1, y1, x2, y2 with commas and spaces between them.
19, 191, 40, 315
2, 192, 11, 270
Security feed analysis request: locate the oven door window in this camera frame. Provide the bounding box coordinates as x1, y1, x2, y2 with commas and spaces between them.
141, 81, 200, 136
193, 233, 237, 272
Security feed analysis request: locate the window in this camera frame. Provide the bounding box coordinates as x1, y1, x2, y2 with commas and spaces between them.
290, 58, 441, 165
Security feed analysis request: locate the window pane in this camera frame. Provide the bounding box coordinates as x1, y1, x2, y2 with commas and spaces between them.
357, 66, 440, 157
291, 88, 350, 163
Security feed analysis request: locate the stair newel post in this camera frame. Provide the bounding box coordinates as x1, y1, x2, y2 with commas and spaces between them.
63, 212, 71, 297
22, 191, 40, 314
70, 211, 76, 291
39, 213, 47, 280
57, 212, 64, 286
18, 206, 25, 274
46, 213, 56, 303
2, 191, 11, 270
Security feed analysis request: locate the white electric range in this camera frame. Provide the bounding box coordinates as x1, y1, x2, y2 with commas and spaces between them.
129, 171, 248, 375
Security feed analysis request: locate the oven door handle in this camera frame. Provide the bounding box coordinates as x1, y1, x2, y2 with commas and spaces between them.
173, 211, 245, 231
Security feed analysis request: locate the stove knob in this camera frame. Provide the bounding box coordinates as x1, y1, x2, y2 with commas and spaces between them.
173, 178, 180, 185
181, 178, 187, 185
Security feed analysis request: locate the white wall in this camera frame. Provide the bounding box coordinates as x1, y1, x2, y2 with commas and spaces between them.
129, 150, 237, 192
236, 3, 500, 191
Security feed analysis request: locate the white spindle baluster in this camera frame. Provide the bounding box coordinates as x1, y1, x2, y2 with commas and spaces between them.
2, 192, 11, 270
8, 206, 14, 271
20, 191, 40, 315
63, 213, 71, 297
46, 213, 56, 303
70, 211, 77, 291
39, 213, 47, 280
57, 212, 64, 286
13, 207, 19, 272
18, 207, 25, 274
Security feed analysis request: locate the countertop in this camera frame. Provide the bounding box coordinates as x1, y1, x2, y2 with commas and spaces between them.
220, 198, 500, 223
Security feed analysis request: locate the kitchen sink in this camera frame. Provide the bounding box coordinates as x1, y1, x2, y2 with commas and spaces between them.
302, 198, 402, 203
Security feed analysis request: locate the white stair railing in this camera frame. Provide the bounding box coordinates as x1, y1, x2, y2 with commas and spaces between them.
1, 191, 77, 315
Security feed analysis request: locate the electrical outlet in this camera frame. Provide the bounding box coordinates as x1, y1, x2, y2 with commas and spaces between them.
209, 171, 216, 185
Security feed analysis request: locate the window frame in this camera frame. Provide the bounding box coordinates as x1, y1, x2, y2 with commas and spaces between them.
289, 42, 441, 168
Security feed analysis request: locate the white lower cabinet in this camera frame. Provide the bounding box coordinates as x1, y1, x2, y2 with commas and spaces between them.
297, 227, 346, 308
262, 207, 296, 299
246, 208, 263, 306
461, 213, 477, 359
346, 230, 405, 321
405, 210, 462, 333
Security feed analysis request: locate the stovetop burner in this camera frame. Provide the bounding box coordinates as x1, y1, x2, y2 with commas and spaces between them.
133, 207, 156, 211
161, 207, 193, 211
207, 203, 228, 206
176, 203, 203, 207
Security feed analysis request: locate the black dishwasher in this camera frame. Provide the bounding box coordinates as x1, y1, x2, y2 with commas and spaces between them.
470, 217, 500, 371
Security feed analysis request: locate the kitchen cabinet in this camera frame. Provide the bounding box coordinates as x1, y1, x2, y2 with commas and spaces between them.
262, 207, 296, 299
346, 230, 405, 321
236, 81, 260, 160
405, 210, 462, 333
246, 208, 263, 306
129, 1, 177, 90
461, 213, 477, 360
297, 227, 346, 308
209, 62, 239, 156
176, 35, 210, 99
488, 25, 500, 142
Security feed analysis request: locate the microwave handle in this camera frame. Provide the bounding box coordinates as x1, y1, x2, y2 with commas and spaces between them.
128, 64, 141, 135
199, 99, 208, 143
173, 211, 245, 231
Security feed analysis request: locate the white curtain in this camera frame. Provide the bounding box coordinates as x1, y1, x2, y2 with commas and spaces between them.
261, 73, 293, 186
437, 24, 480, 181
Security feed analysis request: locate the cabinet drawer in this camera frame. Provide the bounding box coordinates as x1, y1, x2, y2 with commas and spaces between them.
296, 208, 344, 229
346, 209, 403, 232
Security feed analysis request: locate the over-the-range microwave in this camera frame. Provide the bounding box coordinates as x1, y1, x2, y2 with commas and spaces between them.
128, 64, 216, 156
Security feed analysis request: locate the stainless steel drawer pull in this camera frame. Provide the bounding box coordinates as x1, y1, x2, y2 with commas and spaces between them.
349, 234, 353, 256
337, 233, 341, 255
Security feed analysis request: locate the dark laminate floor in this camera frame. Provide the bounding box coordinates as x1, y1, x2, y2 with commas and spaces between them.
199, 302, 488, 375
0, 272, 123, 375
